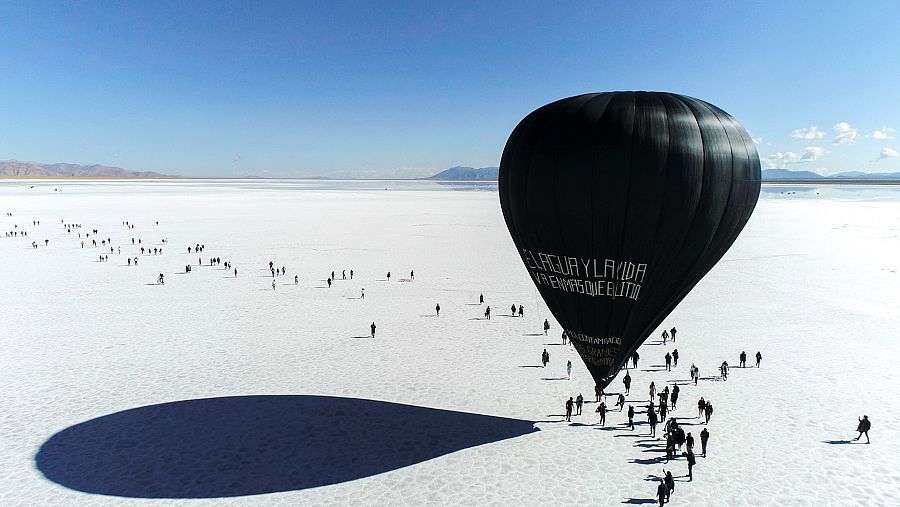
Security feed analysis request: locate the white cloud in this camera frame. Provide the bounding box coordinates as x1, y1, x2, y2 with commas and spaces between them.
763, 146, 828, 168
832, 122, 858, 144
869, 127, 895, 140
752, 137, 763, 145
791, 126, 825, 140
877, 147, 899, 161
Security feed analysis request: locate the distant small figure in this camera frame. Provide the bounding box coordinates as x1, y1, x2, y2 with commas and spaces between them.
561, 331, 567, 345
671, 384, 680, 409
361, 288, 365, 299
662, 329, 669, 344
272, 279, 276, 291
700, 427, 709, 457
484, 306, 491, 320
566, 359, 572, 379
543, 319, 550, 335
664, 469, 675, 501
595, 401, 607, 426
410, 270, 414, 280
672, 348, 679, 367
648, 408, 658, 437
479, 293, 484, 304
854, 415, 871, 443
327, 277, 332, 288
704, 401, 713, 424
435, 303, 441, 316
665, 352, 672, 371
755, 351, 762, 367
684, 449, 696, 481
631, 351, 640, 369
511, 304, 517, 316
649, 381, 656, 400
518, 304, 523, 317
627, 405, 635, 430
541, 348, 549, 368
656, 479, 667, 507
234, 268, 238, 277
157, 273, 164, 285
616, 393, 625, 411
350, 269, 354, 279
370, 322, 376, 338
623, 371, 631, 395
739, 351, 747, 368
720, 361, 729, 381
565, 397, 573, 422
331, 270, 335, 281
595, 384, 603, 402
575, 393, 583, 415
670, 326, 677, 342
342, 270, 346, 280
295, 275, 299, 285
386, 271, 391, 281
697, 397, 706, 419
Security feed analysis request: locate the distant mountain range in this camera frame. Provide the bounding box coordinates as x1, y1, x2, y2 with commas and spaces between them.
0, 160, 170, 178
762, 168, 900, 181
427, 166, 499, 180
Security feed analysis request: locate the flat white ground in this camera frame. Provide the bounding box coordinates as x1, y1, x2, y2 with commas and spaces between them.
1, 180, 898, 506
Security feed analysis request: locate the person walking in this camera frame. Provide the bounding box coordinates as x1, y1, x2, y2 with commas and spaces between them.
566, 360, 573, 379
435, 303, 441, 316
541, 349, 550, 368
370, 322, 376, 338
684, 449, 696, 481
511, 304, 517, 316
518, 304, 524, 317
632, 351, 640, 369
659, 399, 668, 422
739, 351, 747, 368
854, 415, 871, 443
649, 381, 656, 400
410, 269, 414, 281
756, 351, 762, 367
565, 397, 574, 422
662, 329, 669, 344
672, 349, 679, 367
561, 331, 567, 345
294, 275, 299, 285
686, 432, 695, 452
543, 319, 550, 336
479, 293, 484, 304
575, 393, 583, 415
704, 401, 713, 424
596, 401, 607, 426
671, 384, 679, 410
623, 371, 631, 395
327, 277, 332, 288
234, 267, 238, 277
484, 306, 491, 320
720, 361, 729, 381
361, 288, 365, 299
616, 393, 625, 411
386, 271, 391, 281
627, 405, 635, 430
350, 269, 354, 279
665, 352, 672, 371
594, 384, 603, 402
271, 279, 276, 291
700, 428, 709, 457
670, 326, 677, 342
697, 397, 706, 419
656, 479, 668, 507
648, 408, 658, 437
664, 470, 675, 502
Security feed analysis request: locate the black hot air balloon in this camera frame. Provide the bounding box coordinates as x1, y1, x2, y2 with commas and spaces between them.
499, 92, 760, 389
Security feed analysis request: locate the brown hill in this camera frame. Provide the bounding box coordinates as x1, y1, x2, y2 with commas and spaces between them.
0, 160, 170, 178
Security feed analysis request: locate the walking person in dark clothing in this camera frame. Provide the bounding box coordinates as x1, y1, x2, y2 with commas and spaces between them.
704, 401, 713, 424
484, 306, 491, 319
435, 303, 441, 316
670, 327, 676, 342
565, 397, 573, 422
648, 408, 658, 437
756, 351, 762, 367
632, 351, 640, 369
518, 304, 523, 317
671, 384, 679, 410
698, 397, 706, 419
386, 271, 391, 281
541, 348, 549, 368
664, 470, 675, 501
327, 277, 332, 288
511, 304, 517, 316
659, 399, 668, 422
479, 293, 484, 304
370, 322, 376, 338
854, 415, 871, 443
623, 371, 631, 395
575, 394, 583, 415
543, 319, 550, 335
595, 384, 603, 402
700, 428, 709, 457
686, 432, 695, 452
740, 351, 747, 368
665, 352, 672, 371
595, 401, 607, 426
672, 349, 679, 367
656, 480, 667, 507
627, 405, 635, 430
684, 450, 696, 481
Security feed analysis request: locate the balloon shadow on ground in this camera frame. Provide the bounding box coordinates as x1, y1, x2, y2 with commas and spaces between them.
622, 498, 657, 504
35, 395, 538, 499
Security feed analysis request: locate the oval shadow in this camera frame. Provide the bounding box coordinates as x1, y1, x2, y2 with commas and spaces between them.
36, 395, 538, 498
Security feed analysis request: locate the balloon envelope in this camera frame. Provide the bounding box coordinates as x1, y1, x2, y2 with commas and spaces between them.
499, 92, 760, 389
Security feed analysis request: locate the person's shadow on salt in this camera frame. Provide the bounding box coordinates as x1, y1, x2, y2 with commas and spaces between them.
36, 395, 538, 499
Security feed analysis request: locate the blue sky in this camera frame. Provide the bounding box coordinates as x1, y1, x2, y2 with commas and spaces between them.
1, 1, 898, 177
